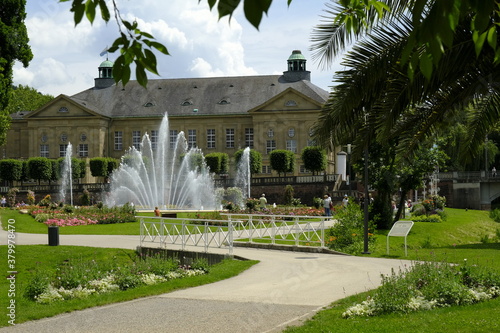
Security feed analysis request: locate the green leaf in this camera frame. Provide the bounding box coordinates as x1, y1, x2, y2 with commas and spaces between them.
487, 25, 497, 50
98, 0, 110, 22
419, 53, 433, 80
217, 0, 241, 20
71, 0, 86, 25
243, 0, 271, 29
472, 30, 487, 57
136, 64, 148, 88
149, 41, 169, 55
206, 0, 217, 10
143, 49, 158, 75
85, 0, 96, 24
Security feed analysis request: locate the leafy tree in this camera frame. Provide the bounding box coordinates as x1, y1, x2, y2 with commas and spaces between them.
312, 1, 500, 80
106, 158, 119, 176
0, 159, 22, 185
234, 149, 262, 175
90, 157, 108, 178
301, 146, 326, 175
27, 157, 52, 184
0, 0, 33, 145
269, 150, 295, 177
205, 152, 229, 175
49, 159, 60, 184
4, 85, 54, 114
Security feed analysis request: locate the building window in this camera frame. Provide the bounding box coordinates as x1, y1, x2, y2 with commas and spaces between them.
80, 133, 87, 142
170, 130, 178, 149
266, 140, 276, 154
285, 100, 297, 107
300, 165, 310, 173
307, 139, 316, 147
286, 140, 297, 153
188, 129, 197, 149
151, 130, 158, 150
226, 128, 235, 148
41, 133, 48, 143
245, 128, 254, 148
40, 144, 49, 158
114, 131, 123, 150
261, 165, 272, 174
288, 128, 295, 137
207, 129, 215, 149
59, 144, 68, 157
267, 128, 274, 138
58, 107, 69, 113
78, 144, 88, 157
61, 133, 68, 142
132, 130, 141, 150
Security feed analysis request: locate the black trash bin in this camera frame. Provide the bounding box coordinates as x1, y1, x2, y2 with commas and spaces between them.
48, 226, 59, 246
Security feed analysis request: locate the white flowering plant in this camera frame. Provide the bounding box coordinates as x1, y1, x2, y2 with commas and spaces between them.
24, 255, 209, 304
342, 259, 500, 318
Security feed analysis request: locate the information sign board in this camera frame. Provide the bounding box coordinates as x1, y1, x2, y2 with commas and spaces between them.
387, 221, 414, 256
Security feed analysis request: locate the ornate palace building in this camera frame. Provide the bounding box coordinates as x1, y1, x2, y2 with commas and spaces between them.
3, 50, 336, 179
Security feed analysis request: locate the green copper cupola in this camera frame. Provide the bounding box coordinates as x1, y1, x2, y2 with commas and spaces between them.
95, 60, 115, 89
283, 50, 311, 82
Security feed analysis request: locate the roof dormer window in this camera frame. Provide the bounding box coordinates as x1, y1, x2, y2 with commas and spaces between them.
181, 100, 193, 106
143, 102, 155, 107
218, 99, 230, 105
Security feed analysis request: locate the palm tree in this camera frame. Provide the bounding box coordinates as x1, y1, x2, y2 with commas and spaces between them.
309, 1, 500, 226
311, 1, 500, 163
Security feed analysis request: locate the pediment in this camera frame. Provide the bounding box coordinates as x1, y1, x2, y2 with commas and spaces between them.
247, 87, 323, 113
25, 94, 106, 119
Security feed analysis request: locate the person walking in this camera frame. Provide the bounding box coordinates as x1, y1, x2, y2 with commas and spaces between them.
323, 194, 332, 219
259, 194, 267, 210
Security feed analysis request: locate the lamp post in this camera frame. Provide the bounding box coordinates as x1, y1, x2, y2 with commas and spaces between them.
362, 108, 370, 254
363, 143, 370, 254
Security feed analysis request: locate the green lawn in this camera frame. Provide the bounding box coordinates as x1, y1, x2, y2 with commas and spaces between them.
0, 245, 257, 327
283, 208, 500, 333
1, 207, 500, 332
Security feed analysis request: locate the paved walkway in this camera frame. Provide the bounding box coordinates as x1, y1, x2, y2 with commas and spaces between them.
0, 225, 412, 333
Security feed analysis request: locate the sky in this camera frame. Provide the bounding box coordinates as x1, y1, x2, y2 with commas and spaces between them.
13, 0, 343, 97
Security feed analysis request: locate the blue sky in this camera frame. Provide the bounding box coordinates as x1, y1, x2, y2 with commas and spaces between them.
13, 0, 342, 96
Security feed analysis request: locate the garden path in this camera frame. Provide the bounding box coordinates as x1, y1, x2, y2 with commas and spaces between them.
0, 226, 412, 333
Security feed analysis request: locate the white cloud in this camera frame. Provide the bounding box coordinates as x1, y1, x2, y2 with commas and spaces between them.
14, 0, 339, 96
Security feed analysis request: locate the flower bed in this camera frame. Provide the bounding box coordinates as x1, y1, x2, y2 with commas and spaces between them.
25, 256, 209, 304
29, 204, 137, 227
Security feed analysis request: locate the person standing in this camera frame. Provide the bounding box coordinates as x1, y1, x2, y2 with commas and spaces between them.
154, 207, 161, 217
0, 196, 6, 207
493, 166, 497, 177
259, 194, 267, 210
342, 194, 349, 207
323, 194, 332, 219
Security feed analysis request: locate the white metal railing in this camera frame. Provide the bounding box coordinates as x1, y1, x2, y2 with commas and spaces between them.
221, 213, 331, 247
139, 216, 238, 254
138, 214, 333, 253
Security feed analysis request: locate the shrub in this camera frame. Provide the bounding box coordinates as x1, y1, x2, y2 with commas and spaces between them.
313, 197, 323, 209
412, 214, 442, 223
326, 203, 376, 254
6, 187, 19, 207
284, 185, 294, 205
489, 208, 500, 223
24, 271, 49, 301
80, 189, 91, 206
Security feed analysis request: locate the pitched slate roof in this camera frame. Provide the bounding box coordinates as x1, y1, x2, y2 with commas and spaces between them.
69, 75, 329, 118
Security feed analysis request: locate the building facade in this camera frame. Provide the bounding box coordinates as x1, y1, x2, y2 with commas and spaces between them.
3, 50, 337, 179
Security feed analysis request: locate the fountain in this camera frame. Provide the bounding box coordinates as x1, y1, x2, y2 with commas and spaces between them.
234, 147, 251, 204
105, 114, 219, 210
59, 142, 73, 205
